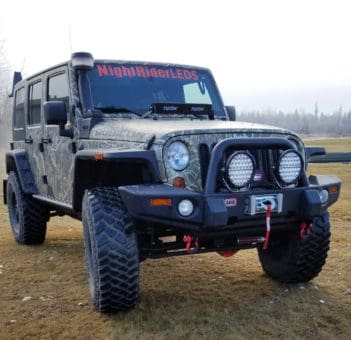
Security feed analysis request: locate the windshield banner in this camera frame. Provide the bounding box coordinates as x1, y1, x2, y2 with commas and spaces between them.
96, 64, 199, 81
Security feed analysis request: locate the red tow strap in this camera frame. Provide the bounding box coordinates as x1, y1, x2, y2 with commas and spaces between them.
218, 250, 238, 257
183, 235, 192, 253
300, 222, 312, 239
263, 205, 271, 250
183, 235, 199, 253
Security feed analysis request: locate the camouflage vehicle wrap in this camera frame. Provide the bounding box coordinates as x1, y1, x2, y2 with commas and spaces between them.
3, 52, 342, 312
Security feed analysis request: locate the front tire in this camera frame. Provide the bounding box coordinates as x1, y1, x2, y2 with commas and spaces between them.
82, 187, 139, 312
258, 212, 331, 283
6, 171, 49, 244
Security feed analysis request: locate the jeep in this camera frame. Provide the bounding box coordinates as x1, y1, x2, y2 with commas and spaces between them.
3, 52, 342, 312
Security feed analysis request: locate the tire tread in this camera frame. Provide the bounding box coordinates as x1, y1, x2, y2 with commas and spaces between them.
258, 212, 330, 283
82, 187, 139, 312
7, 172, 48, 244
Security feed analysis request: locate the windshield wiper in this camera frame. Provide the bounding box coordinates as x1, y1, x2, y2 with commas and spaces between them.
94, 106, 139, 115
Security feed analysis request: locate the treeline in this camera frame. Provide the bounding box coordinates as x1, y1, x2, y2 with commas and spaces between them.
238, 109, 351, 136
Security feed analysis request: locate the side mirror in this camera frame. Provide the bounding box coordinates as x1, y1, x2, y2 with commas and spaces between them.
43, 101, 67, 125
225, 105, 236, 121
43, 101, 73, 138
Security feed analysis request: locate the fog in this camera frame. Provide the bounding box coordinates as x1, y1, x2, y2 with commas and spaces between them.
0, 125, 10, 151
1, 0, 351, 144
1, 0, 351, 114
223, 85, 351, 114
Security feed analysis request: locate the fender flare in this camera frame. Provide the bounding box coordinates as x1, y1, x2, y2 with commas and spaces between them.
72, 148, 162, 211
5, 150, 38, 195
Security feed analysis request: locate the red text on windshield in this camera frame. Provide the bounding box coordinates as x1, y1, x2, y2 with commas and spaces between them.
96, 64, 199, 81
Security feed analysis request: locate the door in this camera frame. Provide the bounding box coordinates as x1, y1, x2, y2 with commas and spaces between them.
42, 67, 75, 205
25, 79, 47, 195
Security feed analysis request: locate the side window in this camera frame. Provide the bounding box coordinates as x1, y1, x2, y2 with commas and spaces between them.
14, 87, 25, 129
48, 73, 70, 113
28, 82, 42, 125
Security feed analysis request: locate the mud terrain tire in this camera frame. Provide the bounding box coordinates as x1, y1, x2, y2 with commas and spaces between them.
258, 212, 330, 283
6, 171, 49, 244
82, 187, 139, 312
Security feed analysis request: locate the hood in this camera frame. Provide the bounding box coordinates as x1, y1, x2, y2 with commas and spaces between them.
89, 119, 299, 144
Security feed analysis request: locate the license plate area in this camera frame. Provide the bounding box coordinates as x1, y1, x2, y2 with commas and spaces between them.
245, 193, 283, 215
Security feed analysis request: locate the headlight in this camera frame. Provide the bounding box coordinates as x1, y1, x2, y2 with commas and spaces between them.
278, 150, 303, 184
226, 152, 255, 188
167, 141, 190, 171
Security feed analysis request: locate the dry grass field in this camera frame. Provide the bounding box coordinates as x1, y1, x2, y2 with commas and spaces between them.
0, 138, 350, 339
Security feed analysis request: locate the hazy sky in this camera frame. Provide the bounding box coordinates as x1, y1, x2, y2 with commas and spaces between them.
1, 0, 350, 113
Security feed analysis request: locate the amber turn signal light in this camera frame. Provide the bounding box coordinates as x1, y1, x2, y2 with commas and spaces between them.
329, 185, 338, 193
173, 177, 185, 188
94, 152, 104, 160
150, 198, 172, 206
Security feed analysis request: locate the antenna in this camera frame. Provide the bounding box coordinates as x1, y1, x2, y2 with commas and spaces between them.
68, 26, 72, 54
20, 57, 26, 73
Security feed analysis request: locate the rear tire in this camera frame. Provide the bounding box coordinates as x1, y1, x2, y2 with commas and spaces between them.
6, 171, 49, 244
82, 187, 139, 312
258, 212, 330, 283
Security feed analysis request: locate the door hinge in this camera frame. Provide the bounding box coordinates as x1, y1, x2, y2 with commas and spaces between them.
70, 142, 77, 154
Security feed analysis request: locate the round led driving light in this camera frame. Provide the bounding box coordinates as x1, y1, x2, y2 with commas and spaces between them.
167, 141, 190, 171
278, 150, 303, 185
178, 199, 194, 217
226, 152, 254, 188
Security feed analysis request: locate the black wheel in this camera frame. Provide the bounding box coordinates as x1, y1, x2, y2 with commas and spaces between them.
82, 187, 139, 312
258, 212, 331, 283
6, 171, 49, 244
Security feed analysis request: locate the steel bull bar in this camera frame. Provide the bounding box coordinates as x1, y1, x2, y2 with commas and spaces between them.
119, 138, 342, 231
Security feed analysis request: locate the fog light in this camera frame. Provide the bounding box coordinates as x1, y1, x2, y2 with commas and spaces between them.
278, 150, 302, 185
226, 152, 254, 188
178, 199, 194, 217
319, 189, 329, 204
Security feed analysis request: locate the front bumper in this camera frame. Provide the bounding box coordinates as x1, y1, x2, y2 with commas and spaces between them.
119, 174, 341, 231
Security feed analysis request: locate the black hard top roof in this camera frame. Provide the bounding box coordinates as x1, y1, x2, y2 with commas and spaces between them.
23, 59, 211, 82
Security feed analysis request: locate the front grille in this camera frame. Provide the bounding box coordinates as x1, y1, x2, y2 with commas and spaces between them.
198, 143, 286, 192
198, 143, 210, 189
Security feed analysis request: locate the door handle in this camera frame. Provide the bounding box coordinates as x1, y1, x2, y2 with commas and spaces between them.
39, 138, 52, 152
25, 137, 33, 144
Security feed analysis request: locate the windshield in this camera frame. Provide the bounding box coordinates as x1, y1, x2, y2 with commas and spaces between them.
86, 62, 226, 117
